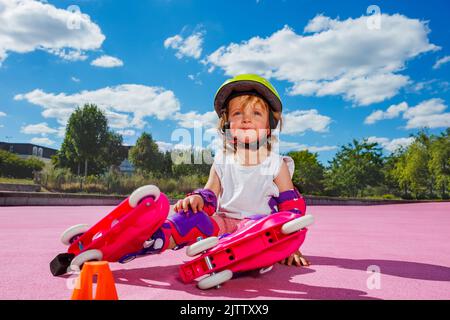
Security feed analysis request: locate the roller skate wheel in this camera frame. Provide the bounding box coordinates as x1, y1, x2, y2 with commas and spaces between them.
281, 214, 314, 235
186, 236, 219, 257
197, 270, 233, 290
129, 185, 161, 208
60, 224, 90, 245
67, 249, 103, 273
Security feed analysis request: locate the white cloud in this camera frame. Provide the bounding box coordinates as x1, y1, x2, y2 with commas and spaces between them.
156, 140, 207, 153
91, 55, 124, 68
403, 99, 446, 119
365, 102, 408, 124
71, 77, 80, 82
30, 137, 55, 146
57, 126, 66, 138
116, 129, 135, 137
303, 14, 338, 33
365, 98, 450, 129
156, 141, 174, 153
173, 111, 217, 129
367, 136, 415, 153
188, 73, 202, 85
404, 113, 450, 129
282, 109, 332, 134
278, 140, 337, 153
103, 110, 131, 129
290, 73, 410, 106
21, 122, 58, 135
205, 14, 439, 106
403, 99, 450, 129
407, 79, 437, 93
0, 0, 105, 65
15, 84, 181, 129
48, 48, 88, 61
15, 84, 227, 134
164, 31, 204, 59
0, 111, 5, 128
433, 55, 450, 69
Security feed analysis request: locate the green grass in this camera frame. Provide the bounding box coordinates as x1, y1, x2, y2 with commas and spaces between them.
0, 177, 36, 185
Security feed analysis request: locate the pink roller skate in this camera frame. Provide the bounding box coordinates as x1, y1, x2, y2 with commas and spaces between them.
179, 212, 314, 289
50, 185, 170, 276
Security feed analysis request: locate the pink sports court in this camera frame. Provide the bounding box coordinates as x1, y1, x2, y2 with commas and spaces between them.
0, 203, 449, 300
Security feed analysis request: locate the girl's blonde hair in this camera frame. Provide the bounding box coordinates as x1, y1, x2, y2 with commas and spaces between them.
217, 95, 282, 154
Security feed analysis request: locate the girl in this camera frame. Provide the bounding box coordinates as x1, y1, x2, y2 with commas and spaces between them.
169, 74, 311, 267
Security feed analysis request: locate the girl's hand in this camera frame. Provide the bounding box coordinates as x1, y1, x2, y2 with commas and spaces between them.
174, 195, 204, 215
279, 250, 310, 267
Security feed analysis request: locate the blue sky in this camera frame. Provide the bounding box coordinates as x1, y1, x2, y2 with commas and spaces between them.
0, 0, 449, 165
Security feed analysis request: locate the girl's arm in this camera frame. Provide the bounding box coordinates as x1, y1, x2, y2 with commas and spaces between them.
273, 161, 306, 215
274, 161, 311, 267
204, 165, 222, 198
274, 161, 295, 192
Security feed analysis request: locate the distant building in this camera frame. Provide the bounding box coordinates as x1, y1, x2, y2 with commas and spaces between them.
118, 145, 135, 174
0, 142, 57, 163
0, 141, 136, 173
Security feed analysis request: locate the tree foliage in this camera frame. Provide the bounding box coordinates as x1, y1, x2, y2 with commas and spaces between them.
129, 132, 165, 174
0, 150, 45, 179
287, 150, 325, 194
53, 104, 125, 175
324, 139, 383, 197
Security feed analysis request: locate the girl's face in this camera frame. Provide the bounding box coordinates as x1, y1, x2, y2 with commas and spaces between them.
227, 96, 270, 144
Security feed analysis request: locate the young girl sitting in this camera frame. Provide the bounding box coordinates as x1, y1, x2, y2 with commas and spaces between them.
142, 74, 310, 267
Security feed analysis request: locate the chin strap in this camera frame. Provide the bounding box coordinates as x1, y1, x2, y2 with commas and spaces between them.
223, 123, 271, 151
236, 135, 269, 150
268, 188, 307, 216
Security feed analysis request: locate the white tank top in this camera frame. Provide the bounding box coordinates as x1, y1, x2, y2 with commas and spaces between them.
212, 151, 295, 219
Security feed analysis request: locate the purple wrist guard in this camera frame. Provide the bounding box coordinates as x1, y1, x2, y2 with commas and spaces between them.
268, 188, 302, 213
187, 188, 217, 215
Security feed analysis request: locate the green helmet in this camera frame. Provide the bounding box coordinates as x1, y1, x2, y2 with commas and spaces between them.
214, 74, 282, 129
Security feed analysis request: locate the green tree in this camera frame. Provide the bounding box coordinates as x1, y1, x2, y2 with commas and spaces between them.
392, 151, 410, 199
129, 132, 164, 174
429, 129, 450, 198
161, 151, 174, 177
52, 139, 80, 173
402, 131, 432, 198
287, 150, 325, 195
0, 150, 44, 179
171, 148, 213, 178
324, 139, 384, 197
64, 104, 109, 176
387, 129, 449, 199
96, 131, 128, 171
54, 104, 125, 176
383, 150, 404, 197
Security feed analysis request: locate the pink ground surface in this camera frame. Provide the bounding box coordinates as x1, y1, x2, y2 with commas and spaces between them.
0, 203, 449, 300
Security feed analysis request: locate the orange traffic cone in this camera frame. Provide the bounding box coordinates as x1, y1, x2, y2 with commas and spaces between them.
71, 261, 118, 300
